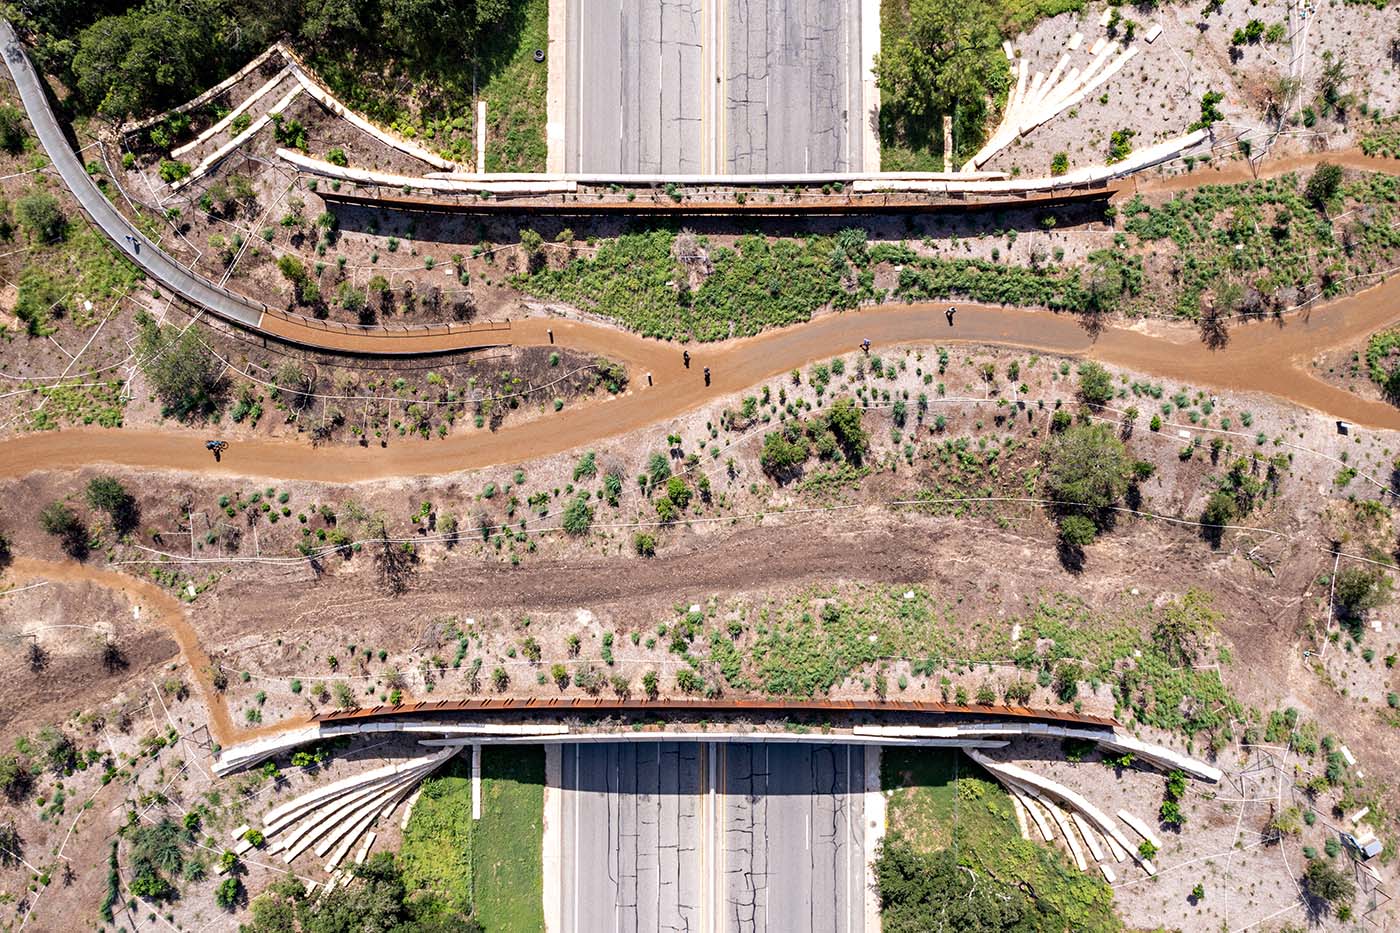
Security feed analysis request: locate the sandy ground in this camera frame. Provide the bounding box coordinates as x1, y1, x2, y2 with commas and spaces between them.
1, 343, 1397, 930
986, 0, 1400, 178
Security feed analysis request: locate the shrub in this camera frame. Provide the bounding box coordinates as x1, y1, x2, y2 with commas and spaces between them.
561, 495, 593, 536
633, 532, 656, 556
1058, 514, 1098, 547
16, 191, 66, 242
326, 147, 348, 167
1050, 152, 1069, 176
1334, 565, 1391, 625
1107, 129, 1136, 164
40, 501, 87, 557
215, 876, 241, 909
86, 475, 138, 534
158, 160, 191, 183
1077, 362, 1114, 406
1303, 858, 1355, 908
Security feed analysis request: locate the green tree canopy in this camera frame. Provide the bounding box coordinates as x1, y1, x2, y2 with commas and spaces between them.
135, 311, 224, 420
1042, 423, 1130, 521
1077, 362, 1115, 406
86, 475, 139, 534
875, 0, 1010, 162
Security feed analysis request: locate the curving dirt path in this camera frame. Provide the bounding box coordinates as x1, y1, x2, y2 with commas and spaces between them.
4, 275, 1400, 482
3, 557, 290, 747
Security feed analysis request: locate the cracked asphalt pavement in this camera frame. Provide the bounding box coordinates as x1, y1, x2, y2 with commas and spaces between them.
566, 0, 704, 174
559, 742, 866, 932
725, 0, 864, 174
565, 0, 863, 174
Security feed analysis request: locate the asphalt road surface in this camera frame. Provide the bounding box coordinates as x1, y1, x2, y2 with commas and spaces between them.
565, 0, 863, 175
725, 0, 864, 174
565, 0, 704, 174
723, 743, 865, 932
561, 742, 704, 932
559, 742, 865, 932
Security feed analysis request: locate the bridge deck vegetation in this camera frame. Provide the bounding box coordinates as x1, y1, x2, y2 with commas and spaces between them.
669, 586, 1243, 745
877, 745, 1120, 932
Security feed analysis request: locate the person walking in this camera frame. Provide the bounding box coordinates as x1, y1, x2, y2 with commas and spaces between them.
703, 366, 711, 386
861, 338, 871, 353
946, 306, 957, 326
683, 350, 691, 368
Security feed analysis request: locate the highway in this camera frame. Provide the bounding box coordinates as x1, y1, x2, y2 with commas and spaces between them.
725, 0, 864, 174
565, 0, 704, 174
559, 741, 866, 932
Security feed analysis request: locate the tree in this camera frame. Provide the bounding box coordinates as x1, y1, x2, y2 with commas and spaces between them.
1334, 564, 1391, 624
1305, 162, 1343, 211
1077, 362, 1115, 406
1303, 858, 1355, 911
72, 0, 224, 119
874, 0, 1009, 162
86, 475, 138, 534
36, 725, 75, 773
40, 500, 88, 558
877, 842, 1038, 933
1042, 423, 1129, 523
0, 822, 21, 867
759, 427, 809, 480
824, 397, 869, 463
135, 311, 224, 419
0, 755, 31, 802
0, 105, 28, 154
366, 516, 415, 596
101, 637, 127, 673
16, 191, 67, 242
1200, 491, 1238, 546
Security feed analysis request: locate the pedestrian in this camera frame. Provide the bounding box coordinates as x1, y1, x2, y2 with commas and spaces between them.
683, 350, 691, 368
547, 327, 554, 344
946, 306, 957, 326
703, 366, 711, 386
861, 338, 871, 353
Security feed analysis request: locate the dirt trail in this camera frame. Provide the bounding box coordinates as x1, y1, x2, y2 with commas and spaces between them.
3, 557, 294, 747
1127, 149, 1400, 195
3, 272, 1400, 482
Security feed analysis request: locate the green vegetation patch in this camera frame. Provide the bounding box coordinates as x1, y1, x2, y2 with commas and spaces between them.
1122, 170, 1400, 319
1361, 117, 1400, 158
516, 230, 1138, 341
676, 586, 1241, 743
482, 0, 549, 172
879, 747, 1119, 931
1366, 329, 1400, 399
877, 0, 1082, 170
401, 745, 544, 930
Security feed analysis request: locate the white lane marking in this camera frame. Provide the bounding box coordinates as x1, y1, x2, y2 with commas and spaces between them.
573, 749, 580, 932
846, 744, 853, 933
